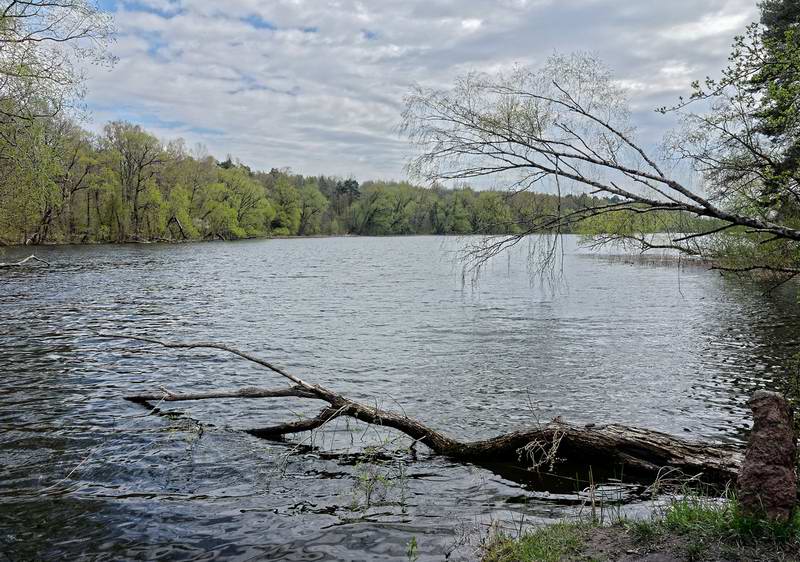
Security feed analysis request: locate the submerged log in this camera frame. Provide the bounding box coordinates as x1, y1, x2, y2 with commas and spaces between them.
103, 333, 743, 484
0, 254, 50, 267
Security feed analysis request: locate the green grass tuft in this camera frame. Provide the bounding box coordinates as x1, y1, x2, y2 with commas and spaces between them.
663, 495, 800, 544
482, 522, 589, 562
481, 495, 800, 561
627, 518, 663, 543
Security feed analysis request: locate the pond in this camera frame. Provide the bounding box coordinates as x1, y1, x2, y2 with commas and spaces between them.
1, 235, 797, 560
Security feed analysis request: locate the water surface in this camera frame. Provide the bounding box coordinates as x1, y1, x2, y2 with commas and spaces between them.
1, 235, 797, 560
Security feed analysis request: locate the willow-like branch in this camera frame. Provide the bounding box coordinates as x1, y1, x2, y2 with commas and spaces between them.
401, 55, 800, 277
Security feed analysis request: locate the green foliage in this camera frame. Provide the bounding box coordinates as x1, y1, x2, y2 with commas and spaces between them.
662, 495, 800, 544
749, 1, 800, 204
470, 191, 517, 234
269, 178, 301, 236
406, 536, 419, 562
298, 183, 328, 235
658, 0, 800, 275
576, 209, 724, 238
482, 523, 588, 562
0, 116, 646, 245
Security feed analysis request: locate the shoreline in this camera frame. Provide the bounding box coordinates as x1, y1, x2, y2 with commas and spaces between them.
483, 495, 800, 562
0, 231, 693, 249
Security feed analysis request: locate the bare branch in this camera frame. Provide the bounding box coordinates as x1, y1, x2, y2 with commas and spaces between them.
0, 254, 49, 266
124, 385, 318, 405
104, 333, 743, 484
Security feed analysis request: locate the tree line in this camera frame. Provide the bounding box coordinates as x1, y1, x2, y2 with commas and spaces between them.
0, 116, 655, 244
0, 1, 709, 246
3, 0, 795, 270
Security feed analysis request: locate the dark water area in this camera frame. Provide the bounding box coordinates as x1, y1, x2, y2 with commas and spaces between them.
1, 235, 798, 561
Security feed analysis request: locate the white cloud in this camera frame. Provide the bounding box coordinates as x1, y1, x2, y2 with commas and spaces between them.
460, 18, 483, 32
83, 0, 759, 180
662, 10, 753, 42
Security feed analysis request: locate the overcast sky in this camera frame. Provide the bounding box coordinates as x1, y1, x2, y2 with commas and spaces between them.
87, 0, 759, 181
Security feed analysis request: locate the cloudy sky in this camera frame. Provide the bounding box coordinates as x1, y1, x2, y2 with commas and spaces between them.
87, 0, 759, 181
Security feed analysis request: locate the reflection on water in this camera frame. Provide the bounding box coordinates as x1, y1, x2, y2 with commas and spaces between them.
1, 236, 798, 560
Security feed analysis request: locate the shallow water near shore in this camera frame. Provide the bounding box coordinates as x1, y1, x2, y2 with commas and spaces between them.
1, 235, 798, 560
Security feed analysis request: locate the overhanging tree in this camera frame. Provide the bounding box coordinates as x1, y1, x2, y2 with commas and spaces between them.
401, 3, 800, 283
0, 0, 114, 119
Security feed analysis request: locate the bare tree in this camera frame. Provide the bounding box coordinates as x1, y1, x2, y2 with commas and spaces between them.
401, 53, 800, 280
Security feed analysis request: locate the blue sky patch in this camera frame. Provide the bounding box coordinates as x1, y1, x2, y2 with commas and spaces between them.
243, 15, 277, 30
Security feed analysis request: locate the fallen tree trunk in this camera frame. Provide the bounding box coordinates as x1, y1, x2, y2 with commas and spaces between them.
104, 333, 744, 484
0, 254, 50, 267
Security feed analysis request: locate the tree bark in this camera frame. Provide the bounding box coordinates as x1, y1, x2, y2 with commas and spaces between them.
104, 333, 743, 484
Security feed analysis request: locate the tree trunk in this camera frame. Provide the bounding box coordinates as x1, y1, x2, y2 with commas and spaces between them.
107, 334, 744, 485
167, 215, 187, 240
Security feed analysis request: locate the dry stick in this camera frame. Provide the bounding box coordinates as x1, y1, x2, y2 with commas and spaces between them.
101, 333, 745, 483
0, 254, 50, 267
126, 386, 317, 405
99, 332, 460, 450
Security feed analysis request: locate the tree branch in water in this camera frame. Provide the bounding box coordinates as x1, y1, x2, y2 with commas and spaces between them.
0, 254, 50, 267
102, 333, 744, 484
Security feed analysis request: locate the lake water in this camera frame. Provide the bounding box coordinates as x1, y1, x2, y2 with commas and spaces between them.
1, 235, 798, 560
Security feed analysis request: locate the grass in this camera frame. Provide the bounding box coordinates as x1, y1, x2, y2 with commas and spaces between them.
481, 495, 800, 561
660, 495, 800, 543
482, 522, 590, 562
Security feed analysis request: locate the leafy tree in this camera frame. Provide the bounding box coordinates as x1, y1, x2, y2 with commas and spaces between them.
0, 1, 114, 125
469, 191, 516, 234
332, 178, 360, 218
269, 177, 301, 235
351, 183, 393, 235
165, 186, 198, 240
0, 117, 59, 243
752, 0, 800, 200
298, 182, 328, 235
102, 121, 164, 239
199, 181, 242, 240
48, 121, 98, 241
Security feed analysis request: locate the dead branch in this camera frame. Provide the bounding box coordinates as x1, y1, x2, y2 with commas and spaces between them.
104, 333, 743, 484
0, 254, 50, 267
124, 385, 317, 406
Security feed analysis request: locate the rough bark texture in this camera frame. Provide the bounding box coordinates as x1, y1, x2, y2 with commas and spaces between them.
737, 390, 797, 521
245, 401, 743, 483
105, 333, 744, 485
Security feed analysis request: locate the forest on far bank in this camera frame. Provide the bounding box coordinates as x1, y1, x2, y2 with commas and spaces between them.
0, 119, 710, 246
